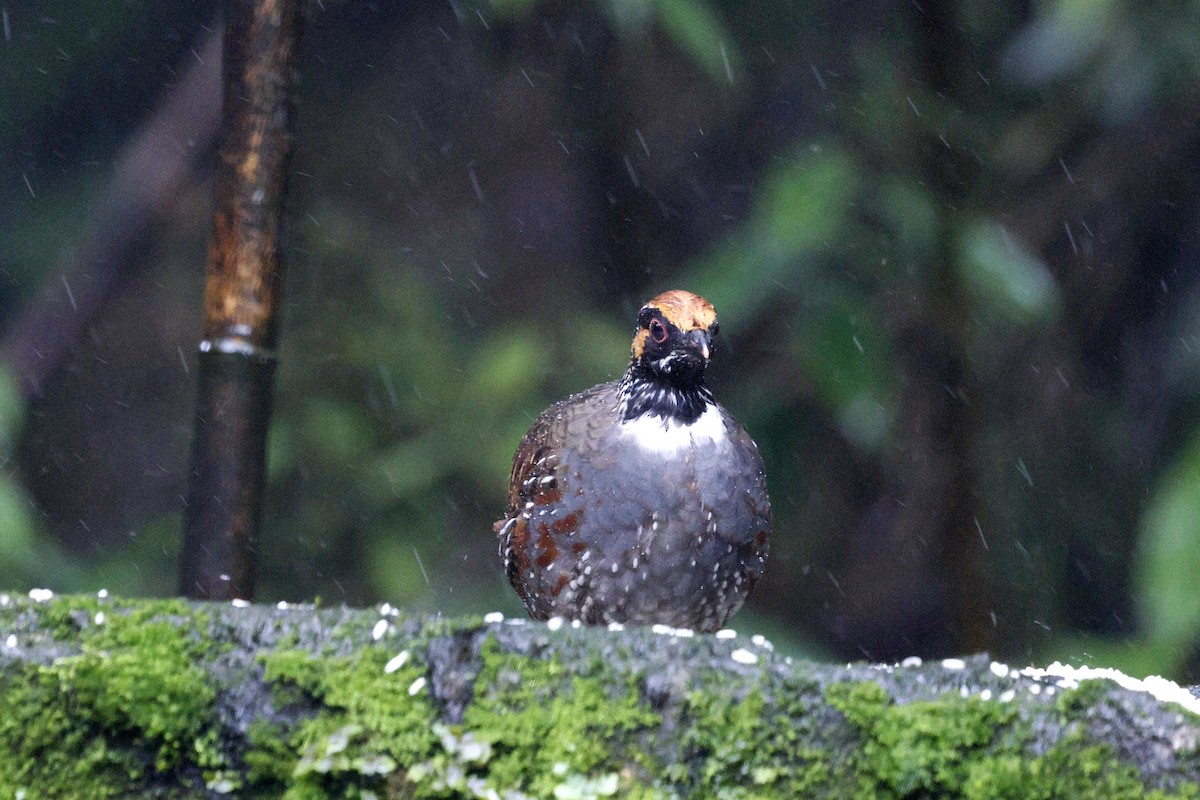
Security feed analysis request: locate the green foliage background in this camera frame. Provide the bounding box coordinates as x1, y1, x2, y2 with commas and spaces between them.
3, 0, 1200, 678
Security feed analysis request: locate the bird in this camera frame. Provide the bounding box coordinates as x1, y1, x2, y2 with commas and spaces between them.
494, 289, 771, 633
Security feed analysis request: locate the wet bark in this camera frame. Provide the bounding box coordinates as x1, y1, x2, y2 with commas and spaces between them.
180, 0, 300, 600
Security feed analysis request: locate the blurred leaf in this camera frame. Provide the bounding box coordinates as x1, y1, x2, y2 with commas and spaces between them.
1136, 427, 1200, 663
684, 146, 861, 328
651, 0, 739, 84
366, 436, 444, 504
365, 517, 439, 605
600, 0, 655, 32
958, 221, 1059, 323
1094, 29, 1157, 122
491, 0, 738, 85
82, 517, 181, 598
756, 148, 857, 256
0, 364, 34, 578
1003, 0, 1118, 85
795, 294, 895, 450
562, 314, 631, 387
873, 178, 939, 264
0, 478, 36, 572
468, 329, 542, 401
0, 365, 24, 453
266, 413, 297, 478
298, 398, 376, 465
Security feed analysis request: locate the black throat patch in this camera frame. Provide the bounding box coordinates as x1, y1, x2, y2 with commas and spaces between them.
619, 360, 714, 425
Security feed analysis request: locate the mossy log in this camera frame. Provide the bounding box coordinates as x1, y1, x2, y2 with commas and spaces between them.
1, 592, 1198, 799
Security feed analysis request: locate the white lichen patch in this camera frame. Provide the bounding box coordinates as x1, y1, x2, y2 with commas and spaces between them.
408, 676, 427, 696
731, 648, 758, 665
715, 629, 737, 640
546, 616, 564, 631
93, 611, 105, 626
28, 588, 53, 603
372, 619, 389, 641
750, 633, 774, 651
0, 594, 9, 607
97, 588, 109, 599
901, 656, 923, 668
941, 657, 966, 670
384, 650, 410, 674
989, 661, 1010, 678
1022, 662, 1200, 716
483, 611, 504, 624
650, 624, 695, 638
230, 598, 250, 608
606, 621, 625, 632
207, 775, 238, 794
4, 634, 15, 649
275, 600, 290, 610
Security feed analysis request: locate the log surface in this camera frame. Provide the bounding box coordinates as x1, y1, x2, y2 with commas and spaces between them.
0, 592, 1197, 798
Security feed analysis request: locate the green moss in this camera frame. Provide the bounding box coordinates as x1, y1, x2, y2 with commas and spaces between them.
4, 596, 1197, 799
670, 680, 832, 798
453, 638, 662, 799
64, 620, 218, 770
0, 596, 230, 798
963, 735, 1200, 800
245, 719, 297, 786
261, 647, 330, 704
0, 661, 132, 798
1054, 677, 1117, 715
252, 636, 665, 799
253, 645, 440, 797
826, 679, 1199, 800
830, 680, 1017, 797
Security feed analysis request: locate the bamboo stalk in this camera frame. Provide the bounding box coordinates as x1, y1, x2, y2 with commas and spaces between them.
180, 0, 300, 600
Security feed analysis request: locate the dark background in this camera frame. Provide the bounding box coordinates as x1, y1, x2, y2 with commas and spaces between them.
3, 0, 1200, 680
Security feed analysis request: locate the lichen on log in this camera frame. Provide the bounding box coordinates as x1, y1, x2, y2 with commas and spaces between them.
0, 591, 1197, 798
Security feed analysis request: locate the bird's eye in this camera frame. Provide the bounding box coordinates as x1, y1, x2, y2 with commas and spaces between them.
648, 319, 669, 344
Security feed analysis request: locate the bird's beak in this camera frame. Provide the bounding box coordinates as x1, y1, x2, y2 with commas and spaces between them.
687, 328, 712, 361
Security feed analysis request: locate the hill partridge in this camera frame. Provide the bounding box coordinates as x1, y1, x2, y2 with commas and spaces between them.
495, 290, 771, 633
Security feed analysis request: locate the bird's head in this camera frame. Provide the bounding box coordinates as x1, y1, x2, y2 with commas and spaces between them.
631, 289, 718, 388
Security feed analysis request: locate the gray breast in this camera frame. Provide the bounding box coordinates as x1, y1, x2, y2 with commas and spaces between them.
532, 398, 770, 631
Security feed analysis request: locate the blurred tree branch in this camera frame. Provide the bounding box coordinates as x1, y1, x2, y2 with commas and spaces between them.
0, 26, 223, 399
